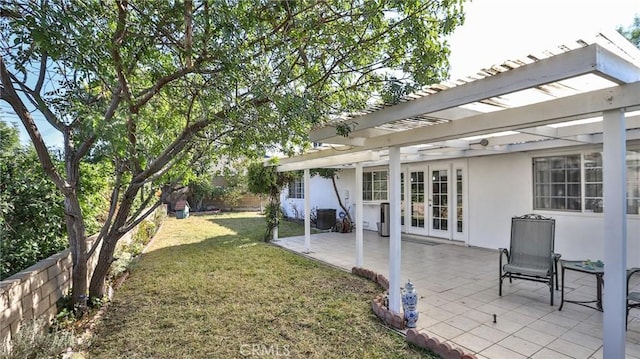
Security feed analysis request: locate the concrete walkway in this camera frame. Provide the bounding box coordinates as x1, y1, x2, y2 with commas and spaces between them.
274, 231, 640, 359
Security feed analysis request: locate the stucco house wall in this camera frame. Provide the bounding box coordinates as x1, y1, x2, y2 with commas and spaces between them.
282, 174, 355, 221
282, 143, 640, 266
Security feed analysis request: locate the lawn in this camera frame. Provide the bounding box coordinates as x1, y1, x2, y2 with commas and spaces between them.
88, 212, 438, 358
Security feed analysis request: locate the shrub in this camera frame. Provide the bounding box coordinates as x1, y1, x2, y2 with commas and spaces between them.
109, 251, 134, 280
0, 147, 66, 280
132, 221, 156, 246
108, 215, 161, 282
0, 319, 73, 359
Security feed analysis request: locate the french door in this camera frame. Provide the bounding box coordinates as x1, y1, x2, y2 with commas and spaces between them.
405, 162, 466, 241
429, 166, 450, 238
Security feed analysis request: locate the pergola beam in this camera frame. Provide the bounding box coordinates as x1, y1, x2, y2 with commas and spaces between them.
276, 150, 379, 171
311, 44, 615, 142
364, 81, 640, 149
287, 81, 640, 165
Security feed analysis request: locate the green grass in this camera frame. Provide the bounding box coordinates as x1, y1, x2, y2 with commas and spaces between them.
88, 212, 437, 358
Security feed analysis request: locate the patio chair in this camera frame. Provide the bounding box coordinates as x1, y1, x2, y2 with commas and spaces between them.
499, 214, 560, 305
627, 268, 640, 328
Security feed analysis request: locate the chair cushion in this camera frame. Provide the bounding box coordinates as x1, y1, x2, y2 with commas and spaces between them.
629, 291, 640, 303
503, 263, 550, 277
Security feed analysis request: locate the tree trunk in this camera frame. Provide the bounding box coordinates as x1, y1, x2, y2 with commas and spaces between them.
88, 233, 119, 299
330, 175, 352, 225
64, 195, 89, 308
89, 184, 138, 299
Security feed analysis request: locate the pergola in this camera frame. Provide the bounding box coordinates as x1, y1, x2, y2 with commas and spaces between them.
275, 31, 640, 357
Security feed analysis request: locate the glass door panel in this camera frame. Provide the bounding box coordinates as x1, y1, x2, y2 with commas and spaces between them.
429, 168, 449, 237
410, 171, 425, 229
400, 173, 405, 226
456, 169, 463, 233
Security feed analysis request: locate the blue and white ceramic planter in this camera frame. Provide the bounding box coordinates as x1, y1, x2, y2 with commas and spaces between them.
401, 280, 419, 328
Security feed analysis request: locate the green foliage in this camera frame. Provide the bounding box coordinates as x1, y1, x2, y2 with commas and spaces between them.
52, 296, 80, 332
247, 162, 279, 196
188, 177, 218, 212
219, 185, 244, 211
618, 14, 640, 49
381, 77, 419, 105
78, 161, 112, 235
0, 121, 19, 154
52, 289, 106, 331
109, 251, 133, 281
0, 145, 66, 280
133, 221, 156, 247
0, 318, 73, 359
0, 124, 110, 280
247, 161, 300, 241
216, 163, 249, 211
110, 218, 160, 280
0, 0, 466, 299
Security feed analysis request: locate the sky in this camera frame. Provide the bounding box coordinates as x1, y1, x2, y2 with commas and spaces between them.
1, 0, 639, 148
446, 0, 640, 79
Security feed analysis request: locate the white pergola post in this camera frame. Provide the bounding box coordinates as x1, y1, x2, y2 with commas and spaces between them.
602, 109, 627, 358
304, 168, 311, 253
388, 146, 402, 314
355, 162, 364, 267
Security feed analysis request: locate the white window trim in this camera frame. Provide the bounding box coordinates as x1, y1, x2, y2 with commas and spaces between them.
362, 169, 388, 203
532, 147, 640, 216
288, 178, 304, 199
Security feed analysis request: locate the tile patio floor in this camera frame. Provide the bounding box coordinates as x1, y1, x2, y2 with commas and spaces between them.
274, 230, 640, 359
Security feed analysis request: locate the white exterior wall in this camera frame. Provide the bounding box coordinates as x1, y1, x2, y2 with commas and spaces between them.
467, 152, 532, 249
468, 150, 640, 266
281, 171, 357, 221
312, 146, 640, 266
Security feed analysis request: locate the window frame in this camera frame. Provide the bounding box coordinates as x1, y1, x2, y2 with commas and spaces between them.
532, 148, 640, 215
363, 170, 388, 202
533, 154, 582, 212
288, 177, 304, 199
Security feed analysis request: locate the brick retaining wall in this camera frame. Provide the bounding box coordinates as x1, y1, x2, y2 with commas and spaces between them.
0, 205, 164, 346
0, 234, 103, 346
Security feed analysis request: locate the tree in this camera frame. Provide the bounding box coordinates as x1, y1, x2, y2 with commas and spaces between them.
618, 14, 640, 49
218, 172, 248, 212
247, 160, 297, 241
0, 0, 465, 305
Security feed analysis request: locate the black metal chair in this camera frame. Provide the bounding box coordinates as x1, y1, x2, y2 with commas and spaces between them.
627, 268, 640, 328
499, 214, 560, 305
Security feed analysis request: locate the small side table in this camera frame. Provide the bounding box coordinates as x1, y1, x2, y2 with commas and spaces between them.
559, 260, 604, 311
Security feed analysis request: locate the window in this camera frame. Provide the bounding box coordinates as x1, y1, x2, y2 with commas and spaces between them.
456, 169, 463, 233
627, 150, 640, 214
288, 178, 304, 199
363, 170, 388, 201
533, 155, 581, 211
411, 171, 425, 227
533, 150, 640, 214
584, 153, 603, 212
400, 173, 404, 225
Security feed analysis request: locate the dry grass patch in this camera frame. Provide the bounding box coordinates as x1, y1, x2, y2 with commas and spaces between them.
88, 212, 437, 358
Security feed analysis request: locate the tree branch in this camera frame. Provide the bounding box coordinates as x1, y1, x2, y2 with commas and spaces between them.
88, 167, 123, 257
112, 0, 133, 108
0, 57, 67, 192
34, 52, 48, 94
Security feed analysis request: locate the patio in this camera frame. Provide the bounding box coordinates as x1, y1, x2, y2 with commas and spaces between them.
275, 231, 640, 359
